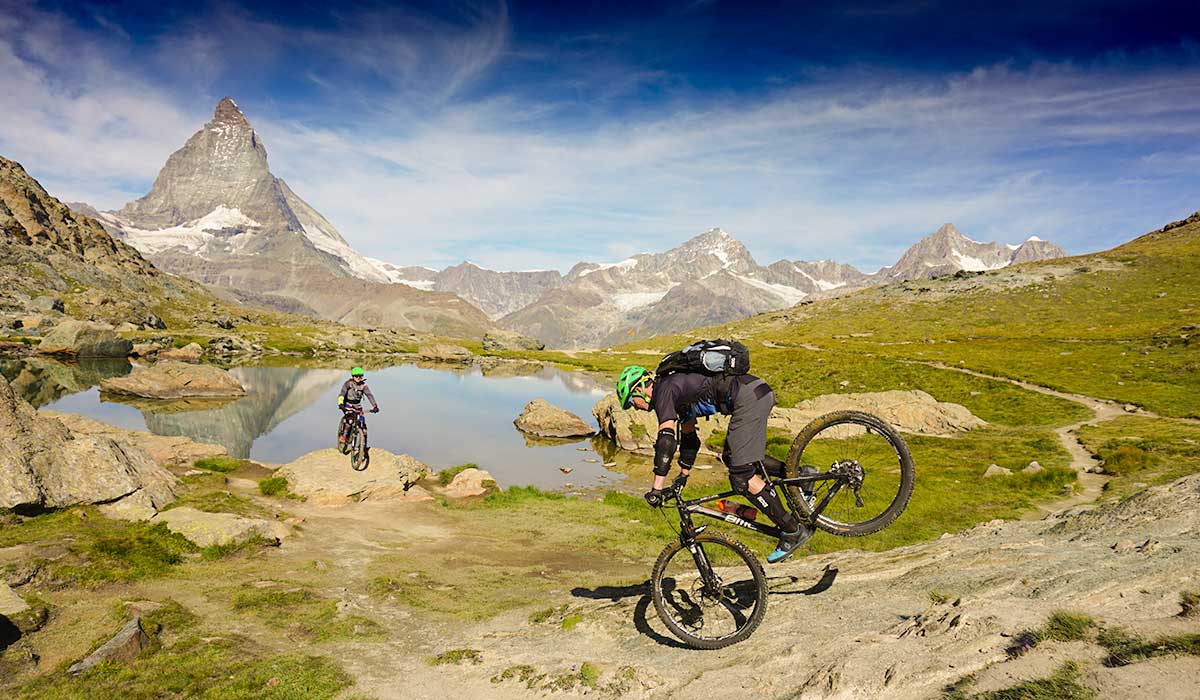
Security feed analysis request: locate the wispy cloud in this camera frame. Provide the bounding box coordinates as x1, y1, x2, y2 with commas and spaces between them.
1, 0, 1197, 273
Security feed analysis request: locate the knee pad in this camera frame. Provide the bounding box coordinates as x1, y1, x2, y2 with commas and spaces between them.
653, 428, 677, 477
678, 430, 701, 469
728, 462, 758, 497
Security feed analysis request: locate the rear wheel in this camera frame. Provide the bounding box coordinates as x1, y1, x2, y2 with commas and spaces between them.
783, 410, 914, 536
651, 531, 767, 649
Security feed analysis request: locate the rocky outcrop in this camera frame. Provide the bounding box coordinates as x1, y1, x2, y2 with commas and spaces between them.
514, 399, 594, 438
0, 581, 29, 617
593, 393, 661, 453
482, 329, 545, 352
67, 618, 150, 674
154, 507, 289, 547
159, 342, 203, 362
778, 390, 987, 436
0, 376, 177, 514
277, 448, 430, 506
98, 360, 246, 399
417, 343, 473, 363
42, 411, 227, 467
441, 467, 495, 498
37, 320, 132, 357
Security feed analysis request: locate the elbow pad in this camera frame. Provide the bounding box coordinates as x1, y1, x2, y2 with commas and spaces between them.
653, 428, 677, 477
678, 431, 701, 470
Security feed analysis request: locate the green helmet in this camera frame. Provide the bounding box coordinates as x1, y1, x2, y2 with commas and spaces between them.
616, 365, 651, 409
351, 367, 365, 377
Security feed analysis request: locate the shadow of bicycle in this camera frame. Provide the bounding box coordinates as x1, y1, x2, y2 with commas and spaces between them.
570, 565, 839, 649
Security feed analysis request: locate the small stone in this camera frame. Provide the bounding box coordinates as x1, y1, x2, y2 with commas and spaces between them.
559, 467, 573, 474
839, 380, 850, 387
1022, 461, 1044, 474
68, 618, 150, 674
983, 464, 1013, 478
603, 462, 616, 467
1123, 404, 1138, 413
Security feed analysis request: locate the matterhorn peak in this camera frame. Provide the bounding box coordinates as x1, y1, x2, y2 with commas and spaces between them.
932, 223, 963, 239
213, 96, 250, 126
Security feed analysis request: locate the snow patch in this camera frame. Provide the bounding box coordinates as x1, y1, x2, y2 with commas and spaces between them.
612, 291, 670, 312
736, 276, 809, 306
1026, 236, 1043, 242
790, 264, 847, 291
114, 206, 261, 256
951, 250, 1009, 272
579, 258, 638, 277
299, 222, 389, 282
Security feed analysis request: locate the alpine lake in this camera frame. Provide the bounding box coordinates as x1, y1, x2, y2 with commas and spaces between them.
0, 356, 641, 490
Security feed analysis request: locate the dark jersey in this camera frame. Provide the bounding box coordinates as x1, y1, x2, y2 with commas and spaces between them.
338, 378, 377, 408
652, 373, 736, 425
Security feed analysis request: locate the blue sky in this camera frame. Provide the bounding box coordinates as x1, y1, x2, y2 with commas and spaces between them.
2, 0, 1199, 272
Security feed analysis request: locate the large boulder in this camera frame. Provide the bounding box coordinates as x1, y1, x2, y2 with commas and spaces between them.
0, 376, 177, 514
514, 399, 594, 438
43, 411, 227, 467
442, 467, 495, 498
31, 296, 64, 314
417, 343, 473, 363
153, 507, 289, 547
593, 393, 661, 452
277, 448, 430, 506
482, 330, 545, 352
777, 390, 987, 437
37, 319, 132, 357
158, 342, 203, 362
0, 581, 30, 617
99, 360, 246, 399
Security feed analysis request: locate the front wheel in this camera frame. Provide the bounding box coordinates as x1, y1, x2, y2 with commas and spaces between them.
783, 410, 914, 537
651, 532, 767, 649
349, 427, 369, 471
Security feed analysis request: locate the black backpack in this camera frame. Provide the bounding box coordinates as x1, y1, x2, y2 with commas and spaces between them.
656, 339, 751, 378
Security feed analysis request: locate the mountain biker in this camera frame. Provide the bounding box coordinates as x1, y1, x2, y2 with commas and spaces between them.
617, 364, 812, 563
338, 367, 379, 451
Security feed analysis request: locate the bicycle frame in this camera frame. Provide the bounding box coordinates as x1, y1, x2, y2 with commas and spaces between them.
668, 468, 844, 588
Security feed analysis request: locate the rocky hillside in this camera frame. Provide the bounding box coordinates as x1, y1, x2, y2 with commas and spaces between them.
80, 98, 493, 338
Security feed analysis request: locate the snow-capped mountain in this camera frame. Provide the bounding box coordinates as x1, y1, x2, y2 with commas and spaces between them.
874, 223, 1066, 281
374, 262, 565, 319
81, 98, 492, 337
499, 228, 849, 348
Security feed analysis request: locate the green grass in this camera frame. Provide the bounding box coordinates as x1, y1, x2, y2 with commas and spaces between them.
1180, 591, 1200, 618
165, 490, 273, 519
438, 463, 477, 486
1039, 611, 1096, 642
427, 649, 483, 666
228, 583, 384, 643
945, 661, 1094, 700
560, 613, 584, 631
578, 662, 602, 688
1098, 626, 1200, 667
10, 600, 354, 700
192, 456, 249, 473
257, 476, 292, 498
1079, 416, 1200, 497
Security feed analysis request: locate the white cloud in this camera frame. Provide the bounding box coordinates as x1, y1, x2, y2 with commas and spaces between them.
2, 2, 1199, 273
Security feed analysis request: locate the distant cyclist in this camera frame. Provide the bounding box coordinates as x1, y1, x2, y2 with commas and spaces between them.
617, 361, 812, 563
338, 367, 379, 452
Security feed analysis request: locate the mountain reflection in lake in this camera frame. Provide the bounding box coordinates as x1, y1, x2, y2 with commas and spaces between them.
29, 360, 624, 489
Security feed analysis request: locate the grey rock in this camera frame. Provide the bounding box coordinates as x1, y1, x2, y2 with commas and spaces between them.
68, 617, 150, 674
31, 296, 64, 313
1023, 461, 1045, 474
37, 320, 132, 357
0, 581, 30, 616
417, 343, 473, 363
99, 359, 246, 399
153, 507, 288, 548
277, 448, 430, 506
0, 375, 177, 513
143, 313, 166, 330
213, 315, 235, 330
514, 399, 594, 438
482, 329, 546, 352
442, 467, 495, 498
158, 342, 203, 362
983, 464, 1014, 478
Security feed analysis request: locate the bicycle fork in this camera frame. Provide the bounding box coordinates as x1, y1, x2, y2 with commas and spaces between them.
678, 510, 722, 593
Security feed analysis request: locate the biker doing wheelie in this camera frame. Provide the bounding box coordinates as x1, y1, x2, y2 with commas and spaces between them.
617, 363, 813, 563
338, 366, 379, 453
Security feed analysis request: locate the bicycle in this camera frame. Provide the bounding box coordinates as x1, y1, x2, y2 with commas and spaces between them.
649, 410, 915, 649
337, 405, 377, 471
